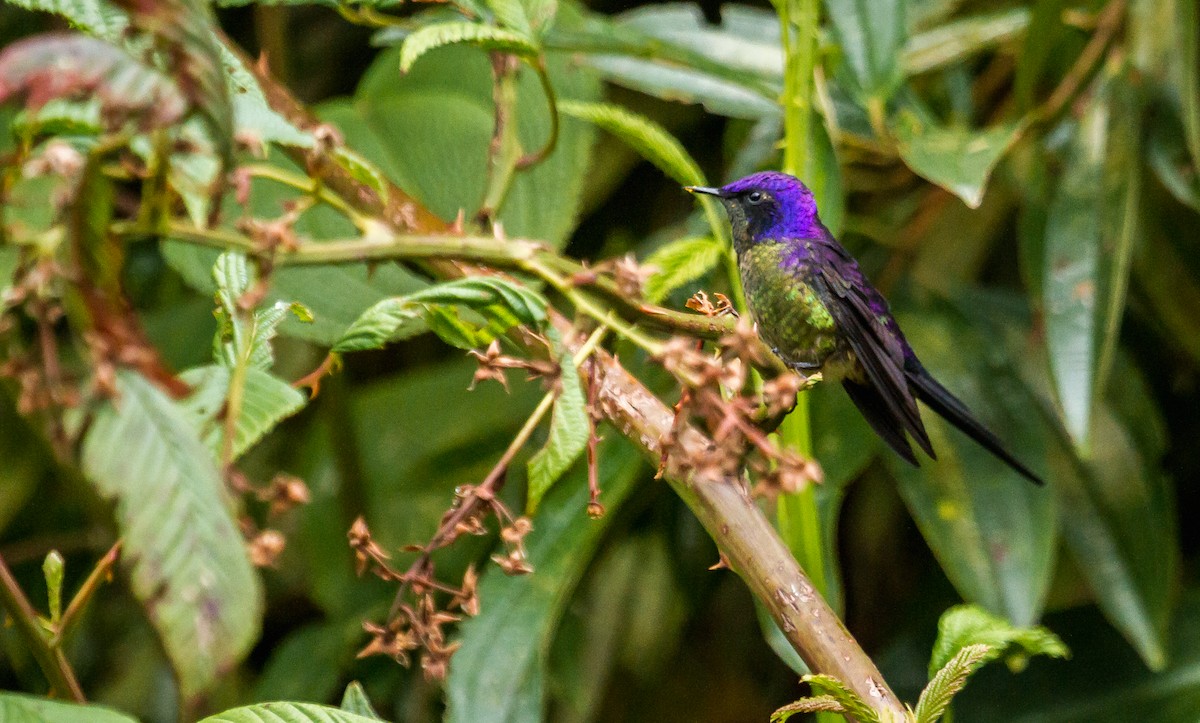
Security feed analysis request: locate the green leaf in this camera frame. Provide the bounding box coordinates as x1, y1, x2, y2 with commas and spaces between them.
914, 643, 993, 723
888, 299, 1056, 626
0, 693, 137, 723
178, 365, 306, 461
562, 5, 781, 120
799, 674, 880, 723
211, 252, 308, 369
340, 682, 383, 719
558, 100, 704, 186
81, 371, 262, 699
201, 702, 386, 723
0, 34, 187, 130
332, 277, 547, 353
903, 8, 1030, 77
825, 0, 906, 104
771, 696, 847, 722
346, 43, 599, 247
1175, 0, 1200, 170
1052, 401, 1176, 670
446, 437, 643, 723
1148, 115, 1200, 213
892, 114, 1024, 208
526, 334, 589, 513
400, 22, 539, 73
642, 236, 724, 303
951, 588, 1200, 720
1042, 70, 1142, 452
928, 605, 1069, 676
3, 0, 128, 39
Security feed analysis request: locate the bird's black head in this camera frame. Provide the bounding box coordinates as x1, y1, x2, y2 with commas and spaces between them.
686, 171, 821, 252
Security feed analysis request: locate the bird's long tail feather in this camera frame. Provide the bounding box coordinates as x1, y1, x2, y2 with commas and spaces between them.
905, 364, 1044, 486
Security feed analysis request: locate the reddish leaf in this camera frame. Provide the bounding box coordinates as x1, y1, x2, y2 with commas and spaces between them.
0, 33, 186, 130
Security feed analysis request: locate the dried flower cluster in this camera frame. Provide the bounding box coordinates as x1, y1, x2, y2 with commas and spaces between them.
654, 295, 823, 498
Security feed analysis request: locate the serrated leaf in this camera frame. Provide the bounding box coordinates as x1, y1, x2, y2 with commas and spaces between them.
332, 277, 547, 353
0, 33, 187, 130
81, 371, 262, 699
211, 252, 307, 369
893, 114, 1024, 208
558, 100, 705, 186
0, 694, 137, 723
800, 674, 880, 723
928, 605, 1068, 676
526, 334, 589, 513
914, 643, 993, 723
179, 365, 306, 460
400, 22, 539, 73
488, 0, 532, 36
642, 236, 724, 303
771, 696, 847, 722
340, 682, 383, 720
200, 702, 385, 723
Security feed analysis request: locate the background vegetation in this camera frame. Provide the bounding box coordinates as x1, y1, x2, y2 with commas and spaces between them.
0, 0, 1197, 720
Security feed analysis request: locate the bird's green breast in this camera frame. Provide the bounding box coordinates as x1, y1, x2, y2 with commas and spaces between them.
738, 243, 844, 371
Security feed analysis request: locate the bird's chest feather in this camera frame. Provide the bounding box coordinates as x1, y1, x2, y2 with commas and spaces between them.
738, 243, 847, 371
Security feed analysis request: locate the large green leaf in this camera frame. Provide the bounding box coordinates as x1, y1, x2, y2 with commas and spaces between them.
1050, 398, 1176, 670
446, 437, 643, 723
903, 8, 1030, 77
825, 0, 906, 105
201, 703, 384, 723
1041, 70, 1142, 453
893, 114, 1024, 208
345, 43, 599, 247
81, 371, 262, 699
641, 236, 724, 303
558, 100, 704, 187
0, 694, 137, 723
563, 4, 781, 120
399, 22, 539, 73
888, 301, 1056, 626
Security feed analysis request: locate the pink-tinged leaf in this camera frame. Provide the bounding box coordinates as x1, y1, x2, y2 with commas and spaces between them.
0, 33, 187, 130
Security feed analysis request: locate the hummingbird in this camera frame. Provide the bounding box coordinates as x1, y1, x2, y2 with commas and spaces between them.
686, 171, 1043, 485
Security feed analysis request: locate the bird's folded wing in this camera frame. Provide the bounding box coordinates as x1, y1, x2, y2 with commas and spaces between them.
811, 262, 935, 458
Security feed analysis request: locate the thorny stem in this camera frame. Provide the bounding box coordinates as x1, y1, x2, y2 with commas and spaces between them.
0, 552, 85, 701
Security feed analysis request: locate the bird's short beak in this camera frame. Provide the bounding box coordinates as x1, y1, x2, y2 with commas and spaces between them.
684, 186, 723, 197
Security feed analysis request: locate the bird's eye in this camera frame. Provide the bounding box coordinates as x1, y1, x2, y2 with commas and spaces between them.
746, 191, 765, 205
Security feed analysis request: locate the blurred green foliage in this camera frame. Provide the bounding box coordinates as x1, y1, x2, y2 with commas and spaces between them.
1, 0, 1199, 720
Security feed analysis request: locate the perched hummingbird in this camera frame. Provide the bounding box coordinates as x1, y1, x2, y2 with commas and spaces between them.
686, 171, 1042, 485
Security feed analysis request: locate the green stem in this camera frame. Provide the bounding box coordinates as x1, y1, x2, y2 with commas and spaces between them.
480, 55, 525, 221
0, 553, 85, 701
516, 60, 560, 170
51, 541, 121, 649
